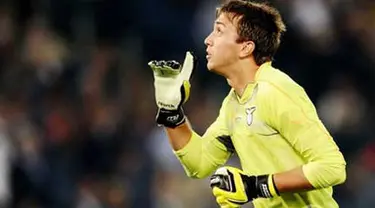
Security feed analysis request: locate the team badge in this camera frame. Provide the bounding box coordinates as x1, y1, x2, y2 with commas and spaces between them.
246, 106, 256, 126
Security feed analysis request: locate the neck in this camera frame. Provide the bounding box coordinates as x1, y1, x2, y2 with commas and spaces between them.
226, 60, 260, 97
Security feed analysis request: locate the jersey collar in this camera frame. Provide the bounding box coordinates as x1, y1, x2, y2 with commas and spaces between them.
235, 62, 272, 104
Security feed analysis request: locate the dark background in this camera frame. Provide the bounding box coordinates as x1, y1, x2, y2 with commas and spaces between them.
0, 0, 373, 207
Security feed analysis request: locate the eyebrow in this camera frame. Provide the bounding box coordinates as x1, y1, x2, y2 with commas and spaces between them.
215, 21, 226, 27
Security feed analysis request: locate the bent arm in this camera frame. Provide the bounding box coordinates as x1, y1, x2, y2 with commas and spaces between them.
261, 83, 346, 193
272, 127, 346, 193
272, 123, 346, 193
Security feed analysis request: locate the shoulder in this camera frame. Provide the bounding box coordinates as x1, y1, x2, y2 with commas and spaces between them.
257, 66, 307, 101
256, 66, 316, 117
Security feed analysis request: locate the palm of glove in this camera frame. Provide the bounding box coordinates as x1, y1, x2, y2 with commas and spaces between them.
148, 52, 195, 111
210, 167, 250, 208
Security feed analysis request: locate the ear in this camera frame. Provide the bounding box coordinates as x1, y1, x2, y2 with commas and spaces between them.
239, 41, 255, 58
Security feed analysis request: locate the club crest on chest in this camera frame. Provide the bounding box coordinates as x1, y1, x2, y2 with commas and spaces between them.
246, 106, 256, 126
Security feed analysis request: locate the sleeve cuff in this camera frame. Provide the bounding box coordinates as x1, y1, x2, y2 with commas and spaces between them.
302, 163, 323, 188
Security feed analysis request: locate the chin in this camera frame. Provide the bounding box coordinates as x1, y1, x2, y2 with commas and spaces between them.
207, 65, 213, 71
207, 64, 226, 77
207, 62, 215, 71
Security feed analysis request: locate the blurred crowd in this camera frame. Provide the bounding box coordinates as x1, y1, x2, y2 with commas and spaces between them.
0, 0, 373, 207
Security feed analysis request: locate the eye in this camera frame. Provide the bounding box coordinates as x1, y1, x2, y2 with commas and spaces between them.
215, 27, 223, 35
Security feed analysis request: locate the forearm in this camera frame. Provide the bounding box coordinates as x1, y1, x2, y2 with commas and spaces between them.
273, 167, 313, 193
165, 121, 192, 151
273, 161, 346, 194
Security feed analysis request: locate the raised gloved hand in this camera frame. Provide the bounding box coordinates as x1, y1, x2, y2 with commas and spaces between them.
148, 51, 196, 128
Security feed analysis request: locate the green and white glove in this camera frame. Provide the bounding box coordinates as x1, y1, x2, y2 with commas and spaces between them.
210, 167, 279, 207
148, 51, 196, 128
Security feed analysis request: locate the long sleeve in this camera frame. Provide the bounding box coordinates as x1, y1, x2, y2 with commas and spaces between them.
174, 96, 233, 179
262, 82, 346, 188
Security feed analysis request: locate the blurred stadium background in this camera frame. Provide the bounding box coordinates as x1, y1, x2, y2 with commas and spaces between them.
0, 0, 373, 207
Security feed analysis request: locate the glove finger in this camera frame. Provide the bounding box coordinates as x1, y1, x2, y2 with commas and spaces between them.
148, 60, 162, 73
217, 197, 239, 208
149, 60, 180, 77
216, 196, 227, 206
226, 200, 241, 208
162, 60, 181, 76
152, 66, 166, 76
179, 51, 195, 80
148, 60, 157, 69
210, 175, 220, 188
213, 187, 228, 198
166, 60, 181, 70
214, 187, 242, 204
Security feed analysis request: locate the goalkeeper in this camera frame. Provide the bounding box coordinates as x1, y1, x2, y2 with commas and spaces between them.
148, 0, 346, 207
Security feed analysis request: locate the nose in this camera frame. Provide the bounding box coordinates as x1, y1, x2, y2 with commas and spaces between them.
204, 33, 213, 46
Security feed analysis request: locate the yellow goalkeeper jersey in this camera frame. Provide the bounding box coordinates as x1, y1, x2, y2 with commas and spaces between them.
174, 62, 346, 208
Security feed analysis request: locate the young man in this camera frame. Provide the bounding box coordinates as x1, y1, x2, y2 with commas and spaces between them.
148, 0, 346, 207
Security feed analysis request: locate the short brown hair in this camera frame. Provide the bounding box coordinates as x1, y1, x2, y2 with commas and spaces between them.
217, 0, 286, 65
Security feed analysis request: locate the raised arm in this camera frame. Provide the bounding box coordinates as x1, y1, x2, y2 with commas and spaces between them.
149, 52, 233, 179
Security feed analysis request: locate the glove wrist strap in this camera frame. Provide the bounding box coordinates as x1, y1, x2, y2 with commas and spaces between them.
243, 174, 279, 199
156, 107, 186, 128
266, 174, 280, 197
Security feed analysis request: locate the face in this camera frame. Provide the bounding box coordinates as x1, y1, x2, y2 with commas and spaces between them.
204, 13, 243, 75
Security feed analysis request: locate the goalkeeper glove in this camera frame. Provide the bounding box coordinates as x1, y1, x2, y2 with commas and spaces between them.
148, 51, 196, 128
210, 166, 279, 207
